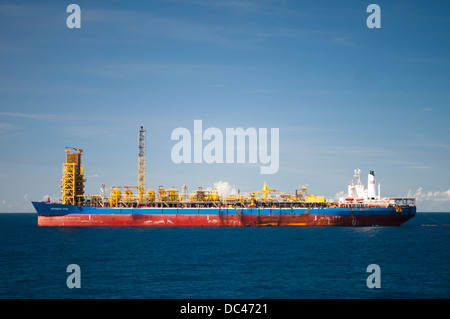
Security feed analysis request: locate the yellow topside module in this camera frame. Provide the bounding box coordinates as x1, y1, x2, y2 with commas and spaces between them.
305, 195, 326, 203
61, 147, 86, 205
58, 128, 330, 208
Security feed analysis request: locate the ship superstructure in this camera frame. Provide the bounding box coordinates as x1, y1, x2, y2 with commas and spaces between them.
338, 169, 415, 210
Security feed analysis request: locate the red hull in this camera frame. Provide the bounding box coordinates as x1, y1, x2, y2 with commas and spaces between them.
38, 213, 413, 227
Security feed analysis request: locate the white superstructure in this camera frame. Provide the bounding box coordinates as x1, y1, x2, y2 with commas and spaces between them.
339, 169, 404, 208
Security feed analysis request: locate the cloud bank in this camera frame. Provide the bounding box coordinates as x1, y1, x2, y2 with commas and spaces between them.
408, 187, 450, 212
210, 180, 238, 197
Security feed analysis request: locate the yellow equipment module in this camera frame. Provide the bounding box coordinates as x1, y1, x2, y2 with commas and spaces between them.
305, 195, 326, 203
61, 147, 86, 205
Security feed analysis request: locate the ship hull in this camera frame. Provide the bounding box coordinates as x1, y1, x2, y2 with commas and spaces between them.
32, 202, 416, 227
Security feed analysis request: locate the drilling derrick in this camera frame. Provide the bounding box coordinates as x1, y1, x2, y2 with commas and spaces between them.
61, 147, 86, 205
138, 125, 146, 204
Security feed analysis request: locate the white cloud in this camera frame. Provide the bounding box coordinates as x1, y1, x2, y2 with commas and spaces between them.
407, 187, 450, 212
0, 4, 36, 16
332, 36, 356, 48
334, 190, 345, 200
209, 180, 238, 197
0, 123, 13, 130
408, 187, 450, 202
0, 112, 72, 121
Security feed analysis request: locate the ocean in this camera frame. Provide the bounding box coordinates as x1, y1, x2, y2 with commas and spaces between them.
0, 213, 449, 299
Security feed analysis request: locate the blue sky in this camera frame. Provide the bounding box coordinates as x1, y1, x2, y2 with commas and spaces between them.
1, 0, 449, 212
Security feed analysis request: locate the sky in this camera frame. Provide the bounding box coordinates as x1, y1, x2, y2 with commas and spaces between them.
0, 0, 449, 212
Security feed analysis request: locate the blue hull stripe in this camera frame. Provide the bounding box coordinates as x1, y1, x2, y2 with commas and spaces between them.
32, 202, 416, 217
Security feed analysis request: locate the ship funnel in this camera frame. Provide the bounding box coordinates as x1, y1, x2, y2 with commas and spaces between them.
368, 170, 376, 199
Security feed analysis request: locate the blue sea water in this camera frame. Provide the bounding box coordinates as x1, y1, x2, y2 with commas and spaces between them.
0, 213, 449, 299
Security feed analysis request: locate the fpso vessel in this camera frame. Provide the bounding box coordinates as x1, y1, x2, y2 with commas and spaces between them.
32, 126, 416, 227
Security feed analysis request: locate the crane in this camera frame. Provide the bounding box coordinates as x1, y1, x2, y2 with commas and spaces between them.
249, 183, 298, 206
65, 146, 83, 154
